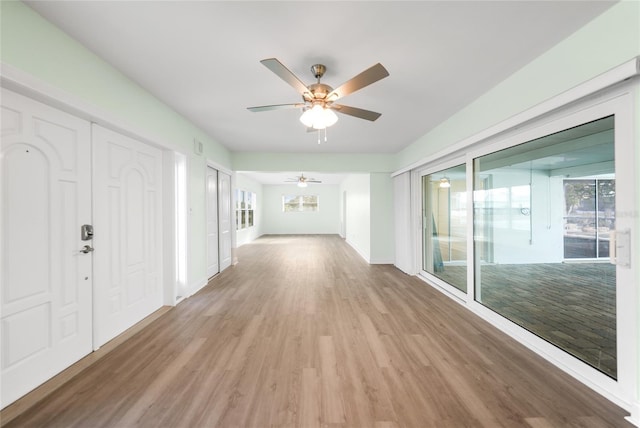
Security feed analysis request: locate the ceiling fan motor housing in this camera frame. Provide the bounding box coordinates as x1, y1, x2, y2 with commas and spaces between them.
304, 83, 333, 102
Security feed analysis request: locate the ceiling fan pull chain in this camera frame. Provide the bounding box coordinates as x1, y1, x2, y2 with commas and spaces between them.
324, 127, 327, 143
317, 130, 321, 145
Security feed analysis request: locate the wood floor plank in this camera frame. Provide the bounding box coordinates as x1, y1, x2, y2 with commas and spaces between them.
2, 235, 632, 427
318, 336, 346, 424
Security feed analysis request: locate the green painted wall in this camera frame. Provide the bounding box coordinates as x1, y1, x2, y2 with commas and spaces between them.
370, 173, 394, 264
394, 0, 640, 170
1, 1, 232, 287
232, 152, 394, 173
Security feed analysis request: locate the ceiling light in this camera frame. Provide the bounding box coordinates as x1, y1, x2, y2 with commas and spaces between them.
299, 104, 338, 130
439, 177, 451, 188
297, 180, 308, 188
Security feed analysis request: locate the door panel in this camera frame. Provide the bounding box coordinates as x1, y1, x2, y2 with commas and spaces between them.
1, 89, 92, 408
218, 172, 232, 270
93, 125, 163, 348
206, 167, 219, 278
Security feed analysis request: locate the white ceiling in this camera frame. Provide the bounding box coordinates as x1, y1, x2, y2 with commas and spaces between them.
25, 1, 616, 156
239, 171, 350, 186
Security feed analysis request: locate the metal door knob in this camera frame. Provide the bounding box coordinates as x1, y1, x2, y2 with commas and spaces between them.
80, 245, 94, 254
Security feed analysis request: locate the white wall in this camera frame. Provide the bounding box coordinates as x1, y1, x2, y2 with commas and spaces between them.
370, 173, 395, 264
340, 174, 371, 261
235, 173, 263, 246
262, 184, 340, 235
393, 172, 414, 274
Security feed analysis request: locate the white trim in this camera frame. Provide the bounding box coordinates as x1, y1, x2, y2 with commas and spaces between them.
392, 56, 640, 177
417, 273, 467, 306
186, 275, 209, 298
369, 258, 394, 264
207, 158, 232, 176
346, 239, 370, 263
627, 401, 640, 427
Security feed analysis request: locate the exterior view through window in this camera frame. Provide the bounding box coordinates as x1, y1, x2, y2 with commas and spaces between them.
283, 195, 319, 212
473, 115, 616, 378
236, 190, 256, 230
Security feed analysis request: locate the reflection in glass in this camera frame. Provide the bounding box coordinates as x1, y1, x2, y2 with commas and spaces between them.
473, 115, 616, 378
563, 179, 615, 258
422, 164, 467, 292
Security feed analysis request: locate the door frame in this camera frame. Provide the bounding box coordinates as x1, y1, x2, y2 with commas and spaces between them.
206, 165, 219, 280
416, 156, 469, 303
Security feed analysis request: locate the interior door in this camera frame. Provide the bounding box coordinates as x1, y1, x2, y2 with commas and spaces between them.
218, 172, 232, 270
1, 89, 93, 408
92, 125, 163, 348
206, 166, 219, 278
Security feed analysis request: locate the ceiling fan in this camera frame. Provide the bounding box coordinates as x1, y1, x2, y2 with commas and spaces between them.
247, 58, 389, 130
285, 173, 321, 188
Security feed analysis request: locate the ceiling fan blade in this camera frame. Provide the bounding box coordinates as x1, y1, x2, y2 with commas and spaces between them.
330, 104, 382, 121
260, 58, 311, 97
326, 63, 389, 101
307, 180, 322, 183
247, 103, 305, 112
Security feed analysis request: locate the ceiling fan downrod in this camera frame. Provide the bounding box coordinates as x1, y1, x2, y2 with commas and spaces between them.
311, 64, 326, 82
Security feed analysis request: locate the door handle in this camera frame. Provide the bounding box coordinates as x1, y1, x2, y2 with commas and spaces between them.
80, 245, 94, 254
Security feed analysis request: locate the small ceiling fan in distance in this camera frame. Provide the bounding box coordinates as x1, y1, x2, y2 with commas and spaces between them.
286, 173, 321, 188
247, 58, 389, 133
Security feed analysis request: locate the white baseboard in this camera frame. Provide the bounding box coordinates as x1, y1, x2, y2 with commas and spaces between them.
626, 401, 640, 427
370, 258, 394, 264
186, 276, 208, 297
345, 239, 370, 263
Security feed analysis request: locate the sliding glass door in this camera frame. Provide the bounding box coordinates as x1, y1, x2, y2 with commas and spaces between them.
473, 116, 617, 378
421, 164, 467, 293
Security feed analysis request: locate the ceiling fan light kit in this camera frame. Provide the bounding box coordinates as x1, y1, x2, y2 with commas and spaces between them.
299, 104, 338, 129
247, 58, 389, 140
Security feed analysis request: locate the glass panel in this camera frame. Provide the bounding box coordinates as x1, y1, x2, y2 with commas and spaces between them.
474, 115, 616, 378
302, 195, 319, 212
283, 195, 298, 212
422, 164, 467, 292
283, 195, 319, 212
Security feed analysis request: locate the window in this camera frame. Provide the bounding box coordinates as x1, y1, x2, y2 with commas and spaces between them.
563, 178, 615, 259
236, 190, 256, 230
282, 195, 319, 212
473, 115, 616, 378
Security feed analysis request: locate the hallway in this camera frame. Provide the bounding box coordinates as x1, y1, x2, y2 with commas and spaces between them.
4, 235, 630, 427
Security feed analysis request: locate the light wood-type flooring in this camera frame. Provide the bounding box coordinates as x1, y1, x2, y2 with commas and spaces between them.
3, 235, 631, 427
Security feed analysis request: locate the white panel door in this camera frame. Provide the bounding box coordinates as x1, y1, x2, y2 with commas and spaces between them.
1, 89, 93, 408
218, 172, 232, 271
206, 166, 219, 278
92, 125, 163, 348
